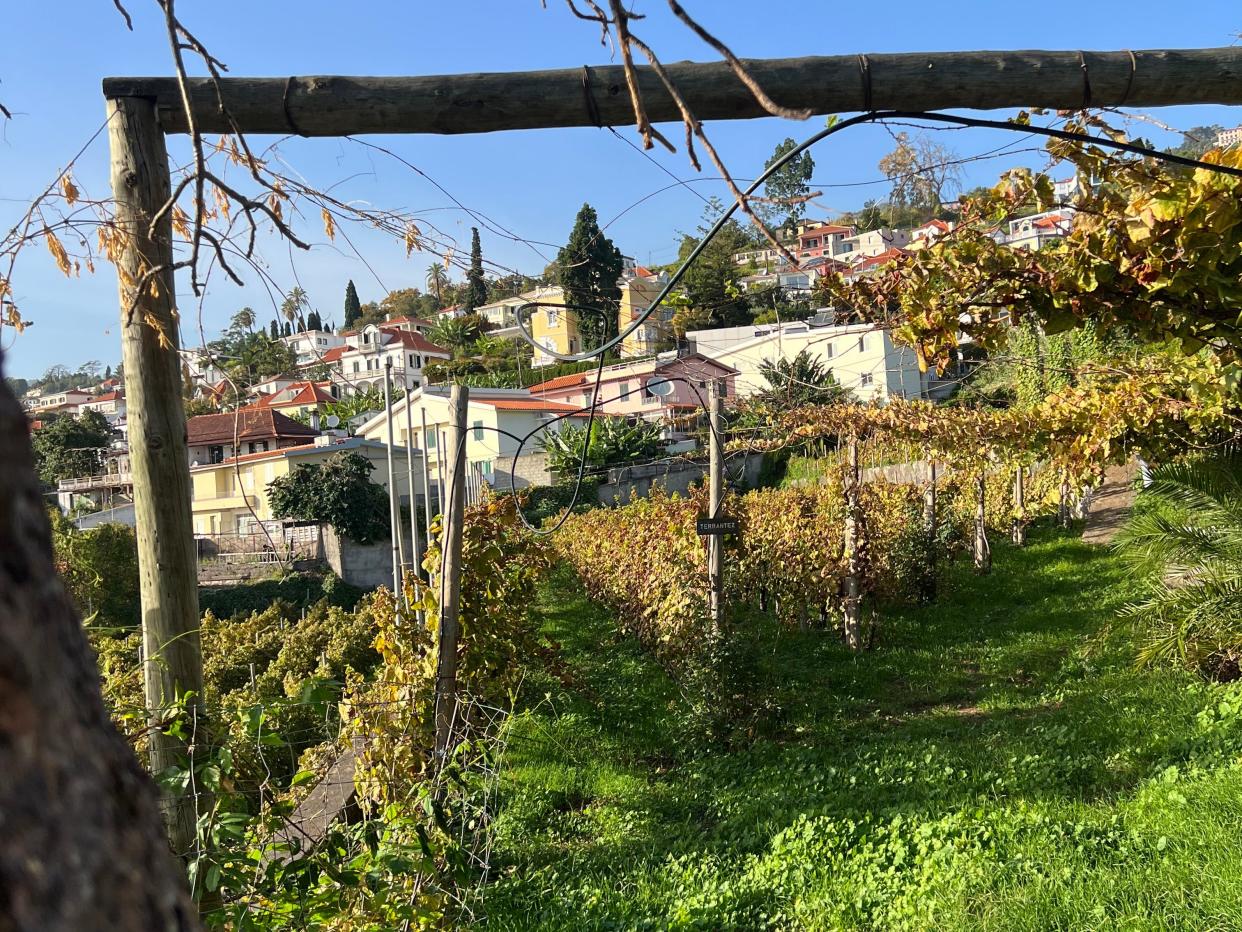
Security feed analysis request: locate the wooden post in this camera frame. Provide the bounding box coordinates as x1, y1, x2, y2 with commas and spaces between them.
383, 360, 403, 605
707, 380, 725, 638
420, 408, 434, 580
404, 388, 421, 585
104, 48, 1242, 137
923, 459, 937, 535
434, 384, 468, 757
107, 95, 202, 858
842, 435, 863, 651
1012, 464, 1026, 546
435, 427, 447, 518
974, 472, 991, 574
1059, 472, 1071, 528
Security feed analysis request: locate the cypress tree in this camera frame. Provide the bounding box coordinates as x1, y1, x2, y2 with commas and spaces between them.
556, 203, 624, 352
269, 319, 279, 339
282, 321, 292, 337
465, 227, 488, 311
307, 310, 322, 331
344, 279, 362, 328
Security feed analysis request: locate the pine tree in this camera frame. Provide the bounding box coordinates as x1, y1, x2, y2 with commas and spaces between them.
465, 227, 488, 311
344, 279, 362, 327
556, 203, 624, 352
269, 319, 279, 339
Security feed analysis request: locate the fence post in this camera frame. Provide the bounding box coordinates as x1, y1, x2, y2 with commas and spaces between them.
1011, 464, 1026, 546
974, 471, 992, 573
383, 360, 403, 607
1058, 472, 1071, 528
707, 380, 725, 638
434, 383, 468, 757
843, 434, 863, 651
107, 94, 202, 858
404, 385, 421, 588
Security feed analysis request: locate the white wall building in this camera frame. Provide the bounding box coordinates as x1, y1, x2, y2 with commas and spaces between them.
690, 319, 929, 403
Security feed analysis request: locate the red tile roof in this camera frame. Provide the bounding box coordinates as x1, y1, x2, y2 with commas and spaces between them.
89, 390, 123, 402
318, 345, 348, 364
527, 371, 590, 394
851, 247, 909, 272
187, 408, 319, 446
380, 330, 452, 355
250, 381, 336, 409
478, 398, 587, 413
382, 315, 435, 327
207, 441, 325, 467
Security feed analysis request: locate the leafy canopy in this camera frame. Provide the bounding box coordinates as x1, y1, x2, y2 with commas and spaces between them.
268, 452, 391, 543
557, 203, 624, 353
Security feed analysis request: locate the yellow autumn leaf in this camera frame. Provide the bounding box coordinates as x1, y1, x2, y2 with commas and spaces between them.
322, 208, 336, 241
60, 173, 80, 206
44, 228, 72, 276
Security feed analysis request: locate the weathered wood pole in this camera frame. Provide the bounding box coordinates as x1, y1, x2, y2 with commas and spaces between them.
434, 384, 468, 756
419, 408, 434, 578
435, 427, 447, 518
707, 380, 725, 638
923, 459, 937, 535
1058, 472, 1071, 528
0, 369, 198, 931
105, 48, 1242, 137
107, 94, 202, 858
403, 387, 421, 585
842, 435, 863, 651
1011, 464, 1027, 546
974, 472, 992, 574
382, 360, 403, 605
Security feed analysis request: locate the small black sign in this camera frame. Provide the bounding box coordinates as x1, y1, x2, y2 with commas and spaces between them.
696, 516, 740, 536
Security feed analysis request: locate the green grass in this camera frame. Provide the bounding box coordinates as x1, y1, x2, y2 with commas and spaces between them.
480, 524, 1242, 930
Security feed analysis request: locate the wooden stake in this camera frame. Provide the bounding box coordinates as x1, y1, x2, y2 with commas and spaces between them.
1012, 464, 1026, 546
404, 388, 421, 584
434, 384, 468, 757
974, 472, 992, 574
383, 360, 403, 605
435, 427, 447, 519
707, 380, 725, 638
107, 95, 202, 858
923, 459, 937, 535
1059, 473, 1071, 528
842, 435, 863, 651
420, 408, 434, 580
105, 47, 1242, 137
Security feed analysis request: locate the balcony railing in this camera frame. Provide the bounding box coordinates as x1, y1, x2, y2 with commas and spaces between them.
58, 471, 133, 491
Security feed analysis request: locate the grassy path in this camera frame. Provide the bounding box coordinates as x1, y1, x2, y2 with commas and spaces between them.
481, 525, 1242, 930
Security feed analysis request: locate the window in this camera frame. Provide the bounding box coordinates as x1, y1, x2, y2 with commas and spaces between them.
568, 337, 577, 354
409, 353, 416, 367
352, 361, 360, 374
472, 419, 484, 441
617, 380, 629, 400
546, 308, 560, 327
427, 431, 437, 450
481, 460, 493, 476
860, 373, 874, 387
858, 335, 867, 352
823, 342, 834, 359
415, 354, 422, 368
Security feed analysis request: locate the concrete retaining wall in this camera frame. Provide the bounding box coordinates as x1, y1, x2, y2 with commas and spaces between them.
323, 526, 407, 591
595, 453, 765, 506
490, 450, 555, 491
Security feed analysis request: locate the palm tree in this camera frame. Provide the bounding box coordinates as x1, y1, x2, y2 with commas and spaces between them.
229, 307, 256, 334
756, 349, 853, 408
1114, 453, 1242, 673
425, 264, 449, 306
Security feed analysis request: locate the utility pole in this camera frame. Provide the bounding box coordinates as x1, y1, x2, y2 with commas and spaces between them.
383, 359, 403, 605
707, 380, 725, 637
842, 434, 863, 651
435, 383, 468, 757
107, 95, 202, 858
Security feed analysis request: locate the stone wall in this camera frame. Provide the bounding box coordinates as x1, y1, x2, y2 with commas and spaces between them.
594, 453, 765, 507
490, 450, 554, 491
323, 526, 398, 591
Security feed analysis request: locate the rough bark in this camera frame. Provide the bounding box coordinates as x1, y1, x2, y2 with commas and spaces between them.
0, 363, 198, 932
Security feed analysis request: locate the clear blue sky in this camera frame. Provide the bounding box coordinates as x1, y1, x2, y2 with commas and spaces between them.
2, 0, 1239, 380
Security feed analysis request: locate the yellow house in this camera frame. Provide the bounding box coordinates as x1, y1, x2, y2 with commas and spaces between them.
190, 436, 419, 535
616, 272, 673, 358
358, 386, 589, 492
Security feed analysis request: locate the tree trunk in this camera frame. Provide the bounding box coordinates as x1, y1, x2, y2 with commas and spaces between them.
0, 367, 198, 930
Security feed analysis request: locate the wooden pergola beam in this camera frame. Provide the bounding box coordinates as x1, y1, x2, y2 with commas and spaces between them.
103, 47, 1242, 137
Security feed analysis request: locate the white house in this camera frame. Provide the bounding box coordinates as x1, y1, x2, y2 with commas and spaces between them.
358, 386, 590, 491
839, 227, 913, 264
691, 319, 929, 403
1006, 211, 1073, 251
332, 323, 452, 394
282, 328, 346, 367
